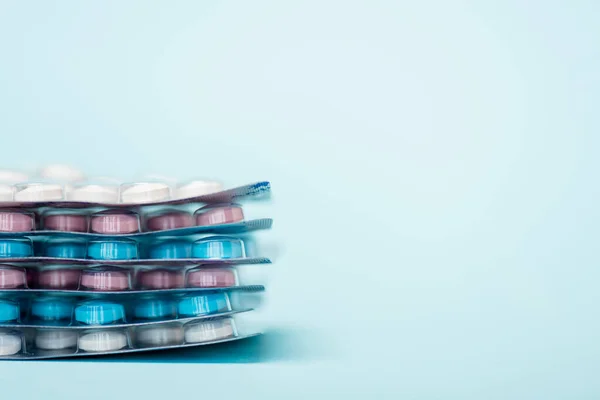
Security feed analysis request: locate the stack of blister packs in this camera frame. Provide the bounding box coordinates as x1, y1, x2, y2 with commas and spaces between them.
0, 165, 271, 360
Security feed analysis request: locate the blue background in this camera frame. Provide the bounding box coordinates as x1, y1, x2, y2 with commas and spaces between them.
1, 1, 600, 398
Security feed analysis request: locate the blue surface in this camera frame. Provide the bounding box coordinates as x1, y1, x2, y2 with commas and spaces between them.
75, 301, 126, 325
148, 240, 191, 259
45, 240, 87, 258
0, 300, 19, 322
192, 236, 245, 259
87, 240, 138, 260
0, 239, 32, 258
31, 299, 74, 322
1, 1, 600, 399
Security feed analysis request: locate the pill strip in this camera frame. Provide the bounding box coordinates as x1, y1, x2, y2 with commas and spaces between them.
0, 181, 270, 208
0, 315, 259, 359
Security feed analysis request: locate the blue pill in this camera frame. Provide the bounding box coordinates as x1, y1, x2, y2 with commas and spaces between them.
177, 293, 230, 317
87, 240, 138, 260
149, 240, 191, 259
192, 236, 245, 259
31, 298, 73, 322
74, 301, 125, 325
0, 300, 19, 322
45, 241, 87, 259
134, 299, 177, 320
0, 239, 33, 258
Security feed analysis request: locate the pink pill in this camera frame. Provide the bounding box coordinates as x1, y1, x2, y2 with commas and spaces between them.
136, 269, 184, 289
0, 266, 27, 289
80, 268, 130, 291
37, 268, 81, 290
43, 214, 88, 232
91, 211, 140, 234
145, 211, 194, 232
0, 211, 34, 232
195, 205, 244, 226
186, 268, 236, 288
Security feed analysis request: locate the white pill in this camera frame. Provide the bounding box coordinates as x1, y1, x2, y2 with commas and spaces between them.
184, 318, 235, 343
175, 180, 223, 200
38, 164, 85, 182
136, 325, 184, 347
35, 330, 78, 350
120, 182, 171, 204
67, 184, 119, 203
0, 170, 28, 184
14, 183, 64, 201
0, 184, 14, 201
0, 330, 22, 356
78, 330, 128, 352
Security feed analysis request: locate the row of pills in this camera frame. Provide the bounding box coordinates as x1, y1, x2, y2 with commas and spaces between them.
0, 265, 239, 291
0, 236, 247, 260
0, 292, 232, 326
0, 317, 237, 356
1, 180, 225, 203
0, 204, 245, 234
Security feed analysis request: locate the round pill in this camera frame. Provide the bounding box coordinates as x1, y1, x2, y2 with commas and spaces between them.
35, 329, 78, 350
120, 182, 171, 204
177, 293, 230, 317
186, 268, 236, 288
45, 240, 87, 258
67, 184, 119, 203
31, 298, 73, 322
0, 169, 28, 184
149, 240, 191, 259
175, 180, 223, 199
37, 268, 81, 290
42, 213, 88, 232
0, 239, 33, 258
192, 236, 245, 259
75, 301, 125, 325
184, 318, 235, 343
80, 267, 130, 291
136, 269, 184, 290
90, 211, 140, 234
0, 300, 19, 322
145, 211, 194, 232
0, 266, 27, 289
78, 330, 128, 352
0, 211, 34, 232
136, 324, 184, 347
14, 183, 64, 202
0, 185, 14, 201
87, 240, 138, 260
0, 330, 22, 356
195, 204, 244, 226
133, 299, 177, 320
38, 164, 85, 182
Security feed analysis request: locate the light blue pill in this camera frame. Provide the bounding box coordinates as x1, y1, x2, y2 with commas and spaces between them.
177, 293, 230, 317
74, 301, 125, 325
0, 300, 19, 322
45, 241, 86, 259
31, 298, 73, 322
149, 240, 191, 259
134, 299, 177, 320
0, 239, 33, 258
87, 240, 138, 260
192, 236, 245, 259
